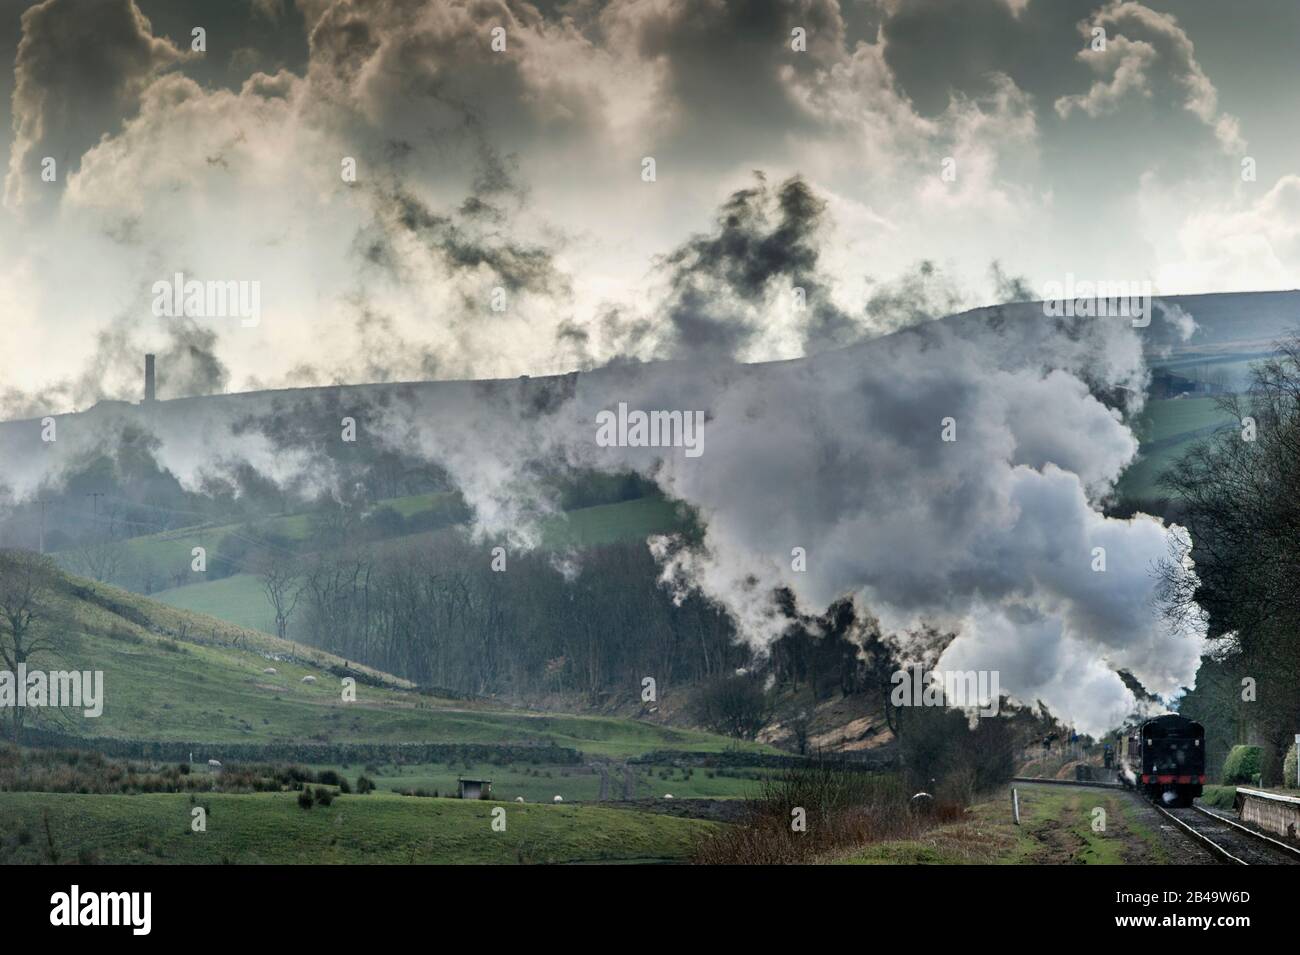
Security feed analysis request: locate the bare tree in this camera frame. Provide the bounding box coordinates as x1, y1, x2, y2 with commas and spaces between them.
0, 550, 61, 742
697, 672, 772, 740
256, 552, 304, 642
67, 530, 126, 584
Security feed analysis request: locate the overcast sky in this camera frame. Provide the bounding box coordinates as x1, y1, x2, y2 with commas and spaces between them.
2, 0, 1297, 412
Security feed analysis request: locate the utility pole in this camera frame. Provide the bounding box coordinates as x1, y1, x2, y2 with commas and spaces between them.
86, 492, 105, 537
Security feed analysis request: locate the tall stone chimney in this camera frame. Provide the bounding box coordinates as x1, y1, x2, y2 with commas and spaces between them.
144, 353, 156, 403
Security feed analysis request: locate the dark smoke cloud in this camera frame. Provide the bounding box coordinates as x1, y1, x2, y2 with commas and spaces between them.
4, 0, 187, 212
862, 260, 968, 335
620, 0, 847, 152
370, 187, 565, 296
657, 173, 860, 360
155, 321, 231, 398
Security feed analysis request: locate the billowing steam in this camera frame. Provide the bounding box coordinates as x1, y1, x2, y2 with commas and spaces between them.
0, 182, 1208, 738
0, 1, 1210, 737
354, 303, 1205, 737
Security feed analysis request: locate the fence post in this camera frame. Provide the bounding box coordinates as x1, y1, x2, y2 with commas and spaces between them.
1012, 787, 1021, 825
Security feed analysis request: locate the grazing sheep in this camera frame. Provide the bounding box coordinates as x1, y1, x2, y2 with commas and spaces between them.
208, 759, 222, 770
301, 675, 316, 684
663, 794, 673, 799
553, 795, 563, 803
515, 796, 525, 803
263, 667, 277, 674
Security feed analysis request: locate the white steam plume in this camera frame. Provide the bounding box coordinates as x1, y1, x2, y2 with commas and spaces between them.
367, 308, 1205, 736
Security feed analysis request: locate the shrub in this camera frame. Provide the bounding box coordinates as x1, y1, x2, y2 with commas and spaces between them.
1222, 745, 1264, 784
1284, 743, 1298, 789
315, 786, 333, 806
696, 673, 771, 740
338, 777, 352, 794
1200, 785, 1238, 810
297, 788, 314, 809
691, 761, 923, 864
894, 702, 1014, 796
356, 775, 375, 794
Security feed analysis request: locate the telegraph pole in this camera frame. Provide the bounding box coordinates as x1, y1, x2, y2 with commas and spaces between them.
86, 491, 104, 531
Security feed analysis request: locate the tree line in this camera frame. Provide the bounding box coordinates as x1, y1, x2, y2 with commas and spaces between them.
294, 535, 751, 702
1159, 337, 1300, 784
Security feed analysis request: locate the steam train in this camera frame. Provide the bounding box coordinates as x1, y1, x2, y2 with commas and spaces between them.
1123, 714, 1205, 807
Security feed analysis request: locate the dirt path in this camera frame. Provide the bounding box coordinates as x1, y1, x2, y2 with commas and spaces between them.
1012, 783, 1216, 864
826, 782, 1220, 864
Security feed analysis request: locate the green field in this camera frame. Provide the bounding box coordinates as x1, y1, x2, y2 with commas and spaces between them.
367, 494, 689, 558
151, 573, 275, 633
36, 626, 767, 756
116, 512, 315, 578
0, 562, 776, 867
84, 490, 464, 586
1130, 396, 1229, 443
312, 760, 764, 802
540, 496, 688, 548
113, 493, 683, 582
1116, 396, 1235, 501
147, 495, 689, 636
0, 791, 713, 864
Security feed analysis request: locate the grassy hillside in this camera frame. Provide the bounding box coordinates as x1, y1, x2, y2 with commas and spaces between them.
13, 567, 772, 760
0, 791, 713, 864
149, 573, 275, 633
1116, 396, 1235, 501
145, 495, 689, 636
109, 492, 681, 583
101, 490, 466, 582
540, 495, 687, 548
1129, 396, 1229, 444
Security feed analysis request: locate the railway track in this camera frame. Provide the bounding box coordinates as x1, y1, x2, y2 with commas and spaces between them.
1153, 802, 1300, 865
1010, 776, 1300, 863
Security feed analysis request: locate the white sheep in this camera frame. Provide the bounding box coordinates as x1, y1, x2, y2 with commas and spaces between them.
515, 796, 525, 803
301, 675, 316, 684
263, 667, 277, 674
208, 759, 222, 770
553, 795, 563, 803
663, 794, 674, 799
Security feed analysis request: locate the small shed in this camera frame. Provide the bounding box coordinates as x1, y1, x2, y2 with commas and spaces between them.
457, 777, 493, 800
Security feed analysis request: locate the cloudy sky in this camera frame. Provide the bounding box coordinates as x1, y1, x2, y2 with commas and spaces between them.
1, 0, 1297, 413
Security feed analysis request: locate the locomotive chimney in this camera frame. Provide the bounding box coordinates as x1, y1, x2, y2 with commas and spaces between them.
144, 353, 156, 403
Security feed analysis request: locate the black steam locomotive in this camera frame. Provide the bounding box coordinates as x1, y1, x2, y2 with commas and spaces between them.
1124, 714, 1205, 807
